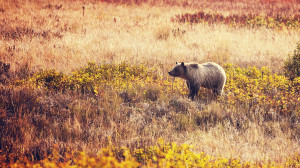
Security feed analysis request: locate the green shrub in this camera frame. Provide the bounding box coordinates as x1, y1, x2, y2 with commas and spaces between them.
284, 42, 300, 81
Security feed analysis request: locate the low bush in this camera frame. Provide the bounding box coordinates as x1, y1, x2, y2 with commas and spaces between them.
173, 11, 300, 30
1, 59, 299, 166
284, 42, 300, 81
1, 139, 299, 167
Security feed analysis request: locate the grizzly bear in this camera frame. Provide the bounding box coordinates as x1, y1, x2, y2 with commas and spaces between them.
168, 62, 226, 100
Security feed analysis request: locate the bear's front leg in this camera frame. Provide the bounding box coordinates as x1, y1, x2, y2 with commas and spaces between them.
186, 81, 191, 90
188, 90, 194, 99
188, 85, 199, 100
187, 81, 193, 99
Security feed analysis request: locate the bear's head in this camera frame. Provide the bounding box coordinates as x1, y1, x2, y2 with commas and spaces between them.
168, 62, 187, 79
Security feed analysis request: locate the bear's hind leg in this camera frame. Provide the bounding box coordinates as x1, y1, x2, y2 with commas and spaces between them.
213, 88, 223, 98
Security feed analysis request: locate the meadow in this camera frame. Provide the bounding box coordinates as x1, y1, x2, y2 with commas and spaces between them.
0, 0, 300, 167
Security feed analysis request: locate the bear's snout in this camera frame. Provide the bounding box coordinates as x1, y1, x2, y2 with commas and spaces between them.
168, 71, 174, 76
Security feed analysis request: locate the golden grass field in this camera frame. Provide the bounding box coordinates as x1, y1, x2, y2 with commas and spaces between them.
1, 0, 300, 72
0, 0, 300, 167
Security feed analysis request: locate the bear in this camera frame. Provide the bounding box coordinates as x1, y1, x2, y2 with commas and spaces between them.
168, 62, 226, 100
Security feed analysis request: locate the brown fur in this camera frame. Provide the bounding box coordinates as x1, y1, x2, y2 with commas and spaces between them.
168, 62, 226, 100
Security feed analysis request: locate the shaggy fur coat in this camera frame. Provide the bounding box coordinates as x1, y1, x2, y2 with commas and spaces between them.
168, 62, 226, 100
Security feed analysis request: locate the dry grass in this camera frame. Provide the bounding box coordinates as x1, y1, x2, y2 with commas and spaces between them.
1, 0, 299, 73
0, 0, 299, 165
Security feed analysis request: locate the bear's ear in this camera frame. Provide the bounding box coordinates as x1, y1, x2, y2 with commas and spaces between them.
181, 62, 187, 72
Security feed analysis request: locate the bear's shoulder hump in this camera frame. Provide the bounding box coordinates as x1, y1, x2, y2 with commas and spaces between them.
189, 63, 199, 69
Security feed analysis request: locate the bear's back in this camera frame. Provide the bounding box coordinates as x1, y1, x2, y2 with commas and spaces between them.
191, 62, 226, 89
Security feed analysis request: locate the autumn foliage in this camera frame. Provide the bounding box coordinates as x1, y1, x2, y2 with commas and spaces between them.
0, 0, 300, 167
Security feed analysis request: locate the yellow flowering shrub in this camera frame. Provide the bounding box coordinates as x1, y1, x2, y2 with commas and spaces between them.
19, 61, 187, 99
17, 61, 299, 117
223, 64, 300, 116
4, 61, 299, 167
2, 139, 299, 167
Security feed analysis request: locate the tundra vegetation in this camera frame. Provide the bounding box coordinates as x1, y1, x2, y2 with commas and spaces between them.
0, 0, 300, 167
